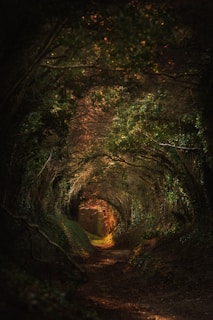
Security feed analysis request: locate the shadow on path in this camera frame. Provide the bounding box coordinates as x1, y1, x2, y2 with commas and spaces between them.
77, 245, 213, 320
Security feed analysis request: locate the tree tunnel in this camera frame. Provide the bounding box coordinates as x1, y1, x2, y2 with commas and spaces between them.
0, 0, 213, 266
1, 2, 213, 319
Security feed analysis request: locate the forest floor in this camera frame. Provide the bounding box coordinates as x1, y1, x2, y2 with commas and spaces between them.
77, 238, 213, 320
1, 235, 213, 320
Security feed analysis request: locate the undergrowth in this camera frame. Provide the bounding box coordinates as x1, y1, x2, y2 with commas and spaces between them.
129, 230, 213, 289
0, 257, 99, 320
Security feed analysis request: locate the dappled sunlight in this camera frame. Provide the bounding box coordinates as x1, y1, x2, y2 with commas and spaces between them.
87, 232, 115, 248
83, 288, 181, 320
79, 234, 213, 320
88, 295, 151, 318
1, 1, 213, 319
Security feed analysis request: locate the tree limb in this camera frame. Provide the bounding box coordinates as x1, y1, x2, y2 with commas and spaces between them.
40, 62, 126, 72
159, 143, 200, 151
145, 71, 199, 86
0, 204, 86, 277
40, 63, 101, 70
1, 18, 68, 116
37, 150, 53, 177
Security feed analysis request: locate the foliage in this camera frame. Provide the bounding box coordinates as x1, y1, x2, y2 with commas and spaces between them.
1, 3, 213, 320
70, 1, 176, 71
1, 0, 213, 263
0, 258, 99, 320
129, 231, 213, 288
105, 84, 209, 227
108, 89, 200, 154
37, 212, 94, 259
12, 67, 78, 219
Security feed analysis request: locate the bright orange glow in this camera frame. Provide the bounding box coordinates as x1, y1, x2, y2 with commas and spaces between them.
79, 198, 118, 238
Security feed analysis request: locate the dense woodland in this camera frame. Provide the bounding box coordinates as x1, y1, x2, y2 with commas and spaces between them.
0, 0, 213, 319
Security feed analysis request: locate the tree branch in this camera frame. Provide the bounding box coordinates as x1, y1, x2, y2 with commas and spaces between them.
1, 19, 68, 116
37, 150, 53, 177
40, 63, 101, 70
159, 143, 200, 151
145, 71, 199, 87
40, 62, 126, 72
0, 204, 86, 277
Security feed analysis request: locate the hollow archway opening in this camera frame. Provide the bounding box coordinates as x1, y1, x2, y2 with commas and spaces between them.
78, 198, 119, 238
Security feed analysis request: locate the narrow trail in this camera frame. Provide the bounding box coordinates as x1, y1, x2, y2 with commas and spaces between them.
77, 245, 213, 320
78, 246, 145, 320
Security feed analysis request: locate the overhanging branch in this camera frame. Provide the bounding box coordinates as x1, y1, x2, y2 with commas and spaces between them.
0, 204, 86, 277
41, 63, 101, 70
159, 143, 200, 151
40, 62, 126, 72
37, 149, 53, 177
145, 71, 199, 87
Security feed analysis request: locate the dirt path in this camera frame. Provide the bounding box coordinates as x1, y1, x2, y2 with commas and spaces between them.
78, 246, 213, 320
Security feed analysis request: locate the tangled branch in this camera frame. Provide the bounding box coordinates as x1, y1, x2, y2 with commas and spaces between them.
0, 204, 87, 278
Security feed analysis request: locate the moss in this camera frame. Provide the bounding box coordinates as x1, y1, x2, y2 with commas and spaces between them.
39, 213, 94, 258
57, 217, 95, 256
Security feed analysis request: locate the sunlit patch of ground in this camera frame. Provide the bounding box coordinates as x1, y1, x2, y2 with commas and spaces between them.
86, 232, 115, 248
89, 295, 181, 320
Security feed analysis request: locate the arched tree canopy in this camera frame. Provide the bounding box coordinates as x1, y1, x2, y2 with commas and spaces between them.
1, 0, 213, 252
